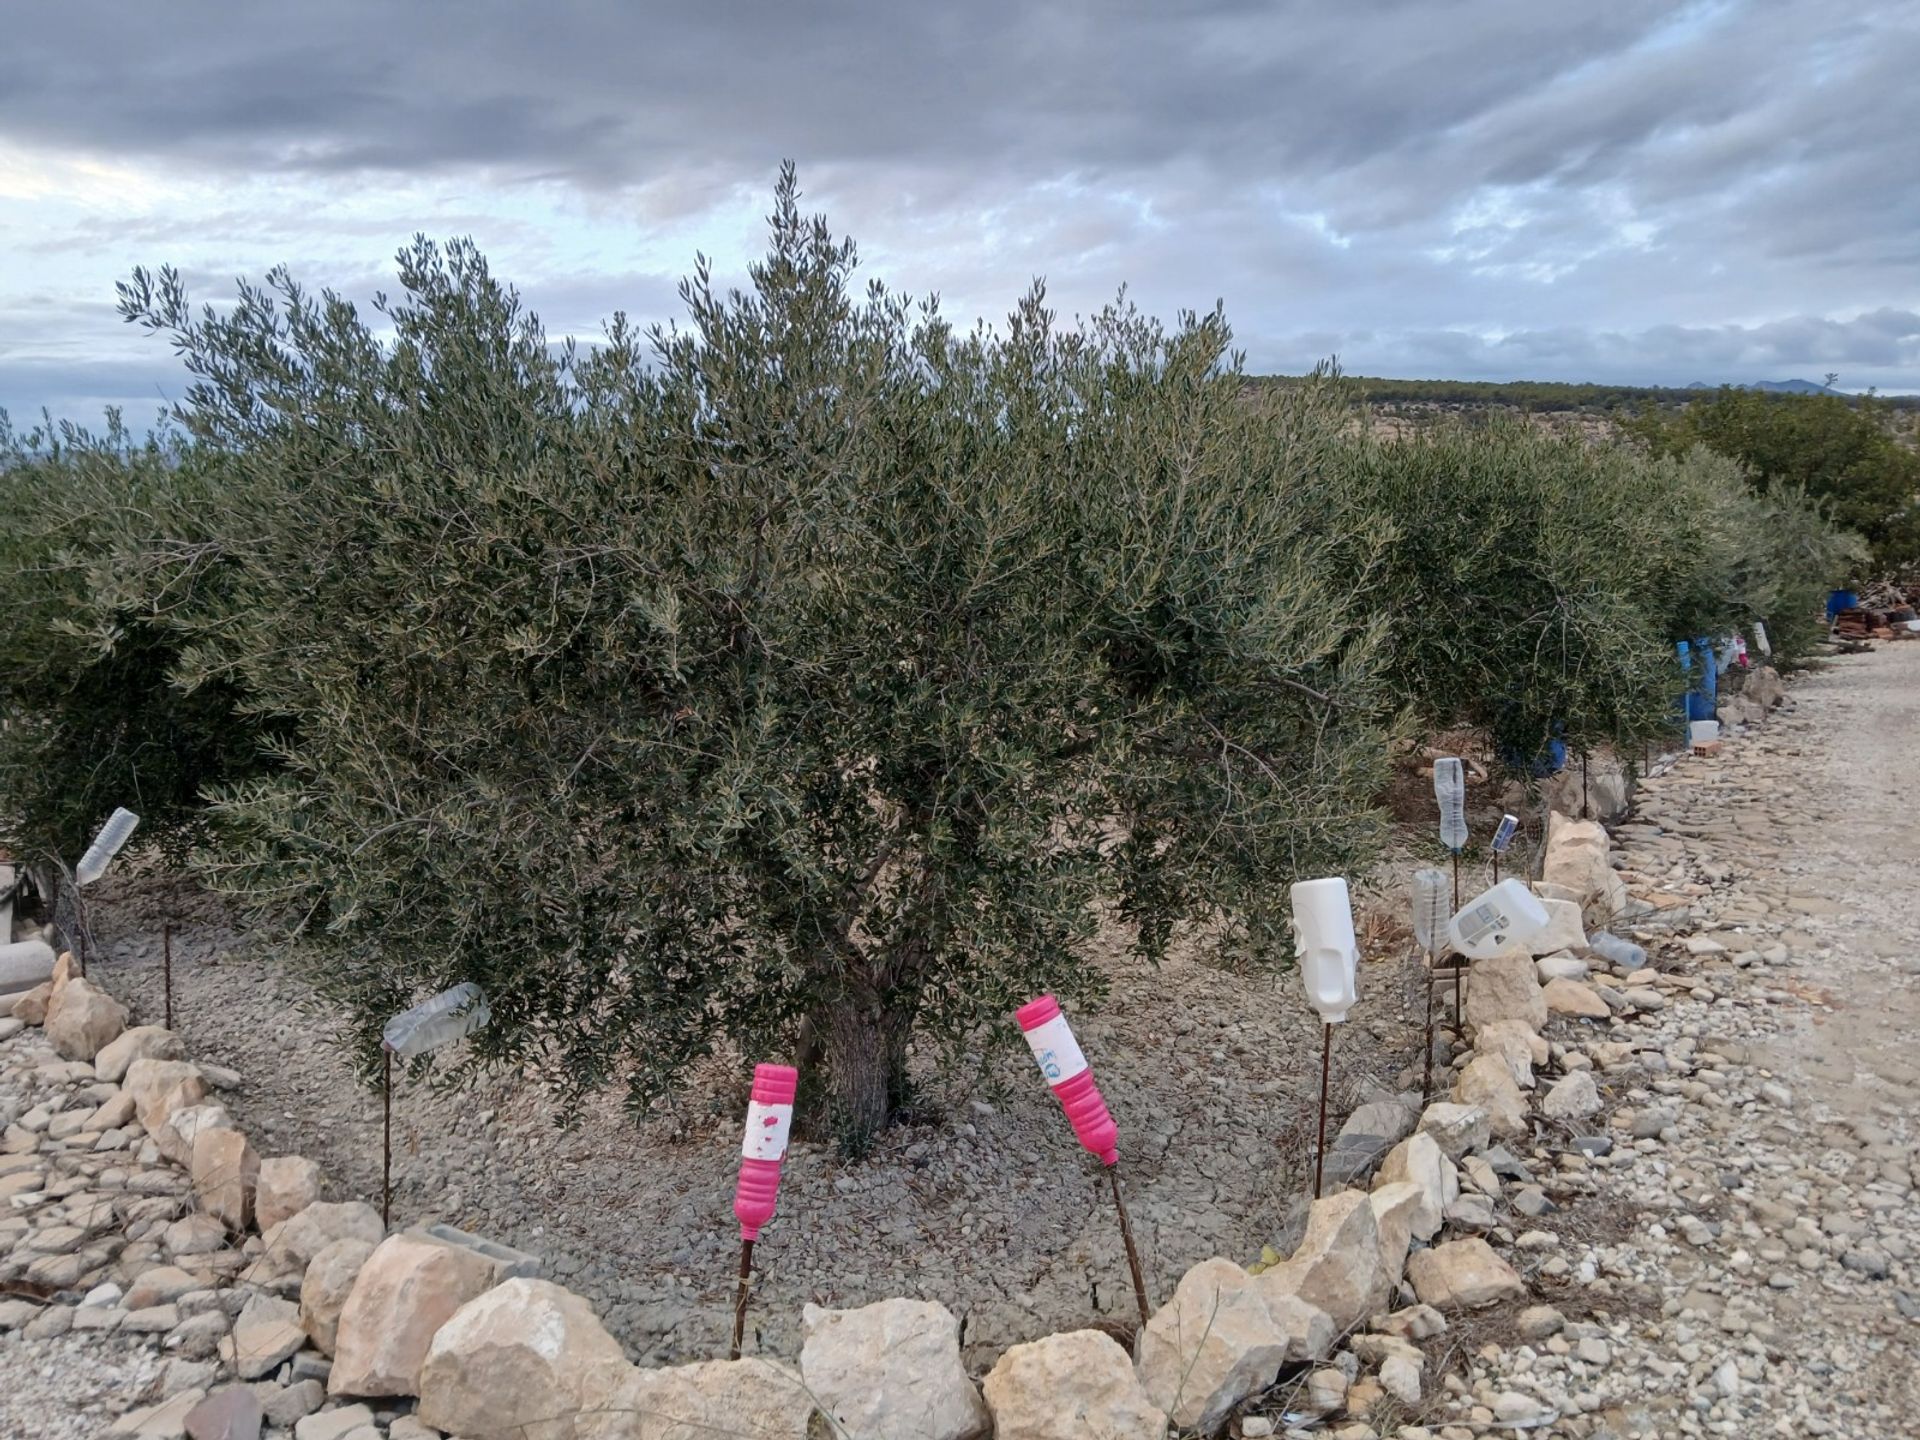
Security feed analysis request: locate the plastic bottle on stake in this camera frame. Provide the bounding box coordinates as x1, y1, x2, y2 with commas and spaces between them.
1015, 995, 1117, 1164
381, 982, 490, 1058
76, 808, 140, 886
1491, 814, 1519, 854
1433, 758, 1467, 852
1447, 878, 1550, 960
1752, 621, 1771, 657
734, 1063, 798, 1240
1410, 868, 1451, 955
1290, 878, 1359, 1023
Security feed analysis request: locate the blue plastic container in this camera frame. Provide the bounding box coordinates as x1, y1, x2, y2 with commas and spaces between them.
1826, 589, 1859, 620
1686, 636, 1718, 721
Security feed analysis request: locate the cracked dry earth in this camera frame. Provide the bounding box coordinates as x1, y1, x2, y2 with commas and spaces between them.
1447, 644, 1920, 1440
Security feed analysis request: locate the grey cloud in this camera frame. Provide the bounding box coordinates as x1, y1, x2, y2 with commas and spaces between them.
2, 0, 1916, 411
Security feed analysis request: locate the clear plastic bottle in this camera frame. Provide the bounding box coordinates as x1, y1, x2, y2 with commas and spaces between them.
76, 808, 140, 886
1752, 621, 1771, 657
1410, 868, 1451, 955
1433, 757, 1467, 851
1491, 813, 1519, 854
382, 982, 490, 1058
1587, 932, 1646, 971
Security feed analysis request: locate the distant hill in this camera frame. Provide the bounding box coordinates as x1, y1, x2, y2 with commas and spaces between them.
1246, 373, 1919, 414
1688, 378, 1835, 394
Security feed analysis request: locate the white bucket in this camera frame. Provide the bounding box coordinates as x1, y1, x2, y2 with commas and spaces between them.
1689, 719, 1720, 747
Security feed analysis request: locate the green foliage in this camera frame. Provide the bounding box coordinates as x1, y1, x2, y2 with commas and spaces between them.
1627, 387, 1920, 573
1320, 423, 1855, 766
112, 171, 1392, 1147
0, 413, 269, 866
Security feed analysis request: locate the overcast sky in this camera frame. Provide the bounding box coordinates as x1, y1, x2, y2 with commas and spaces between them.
3, 0, 1917, 425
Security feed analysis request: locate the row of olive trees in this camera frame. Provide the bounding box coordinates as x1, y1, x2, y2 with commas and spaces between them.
0, 173, 1857, 1150
1322, 420, 1858, 765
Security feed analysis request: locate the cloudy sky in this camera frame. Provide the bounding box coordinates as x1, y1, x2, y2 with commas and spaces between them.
3, 1, 1917, 424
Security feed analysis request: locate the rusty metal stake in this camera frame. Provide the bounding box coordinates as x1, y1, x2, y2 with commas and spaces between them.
382, 1048, 392, 1228
162, 921, 173, 1030
729, 1238, 756, 1360
1313, 1022, 1333, 1199
1581, 751, 1590, 818
1108, 1164, 1151, 1325
1450, 853, 1462, 1028
1422, 948, 1436, 1106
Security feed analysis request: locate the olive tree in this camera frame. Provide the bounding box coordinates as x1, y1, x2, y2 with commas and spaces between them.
118, 170, 1391, 1149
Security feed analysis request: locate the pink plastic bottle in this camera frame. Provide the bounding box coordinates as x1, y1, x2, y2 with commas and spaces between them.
733, 1063, 798, 1241
1015, 994, 1119, 1166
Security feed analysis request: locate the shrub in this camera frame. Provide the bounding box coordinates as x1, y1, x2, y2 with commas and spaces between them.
0, 413, 266, 867
1320, 419, 1855, 766
1628, 387, 1920, 574
116, 172, 1392, 1148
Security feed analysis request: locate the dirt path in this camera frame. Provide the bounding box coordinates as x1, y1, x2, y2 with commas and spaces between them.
1459, 643, 1920, 1439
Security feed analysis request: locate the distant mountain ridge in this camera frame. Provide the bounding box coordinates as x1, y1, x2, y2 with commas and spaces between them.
1686, 378, 1835, 394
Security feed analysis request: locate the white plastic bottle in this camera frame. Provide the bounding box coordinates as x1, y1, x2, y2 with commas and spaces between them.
1410, 868, 1451, 955
1491, 814, 1519, 854
382, 982, 491, 1058
1447, 878, 1550, 960
1433, 757, 1468, 851
1752, 621, 1772, 657
1290, 877, 1359, 1024
76, 808, 140, 886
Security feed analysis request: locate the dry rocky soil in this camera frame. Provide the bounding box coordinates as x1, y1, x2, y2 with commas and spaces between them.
0, 642, 1914, 1439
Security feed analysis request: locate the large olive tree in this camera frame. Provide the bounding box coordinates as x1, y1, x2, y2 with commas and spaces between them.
118, 170, 1390, 1148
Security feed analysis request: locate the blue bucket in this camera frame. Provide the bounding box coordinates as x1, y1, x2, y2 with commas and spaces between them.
1826, 589, 1859, 619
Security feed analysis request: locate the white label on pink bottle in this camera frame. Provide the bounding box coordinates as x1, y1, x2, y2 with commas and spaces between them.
741, 1102, 793, 1161
1022, 1013, 1089, 1084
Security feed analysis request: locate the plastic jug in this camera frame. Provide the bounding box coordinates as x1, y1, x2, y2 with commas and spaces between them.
1447, 879, 1550, 960
1291, 877, 1359, 1023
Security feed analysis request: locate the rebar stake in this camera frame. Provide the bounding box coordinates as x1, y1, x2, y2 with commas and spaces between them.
381, 1048, 393, 1228
162, 921, 173, 1030
1422, 948, 1436, 1106
1313, 1021, 1333, 1199
1108, 1164, 1151, 1325
1581, 752, 1591, 818
729, 1239, 756, 1360
1450, 853, 1463, 1028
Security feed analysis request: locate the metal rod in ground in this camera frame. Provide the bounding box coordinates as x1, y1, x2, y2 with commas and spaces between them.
1450, 853, 1462, 1028
382, 1049, 392, 1228
729, 1238, 756, 1360
1582, 752, 1591, 818
1313, 1021, 1333, 1199
162, 921, 173, 1030
1492, 853, 1500, 887
1107, 1164, 1151, 1325
1422, 949, 1436, 1106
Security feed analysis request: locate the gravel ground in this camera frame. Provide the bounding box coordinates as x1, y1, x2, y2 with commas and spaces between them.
13, 645, 1908, 1437
1448, 644, 1920, 1438
69, 855, 1438, 1369
0, 1332, 164, 1440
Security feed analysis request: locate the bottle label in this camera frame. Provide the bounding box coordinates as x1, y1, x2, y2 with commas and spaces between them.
741, 1102, 793, 1161
1022, 1013, 1088, 1084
